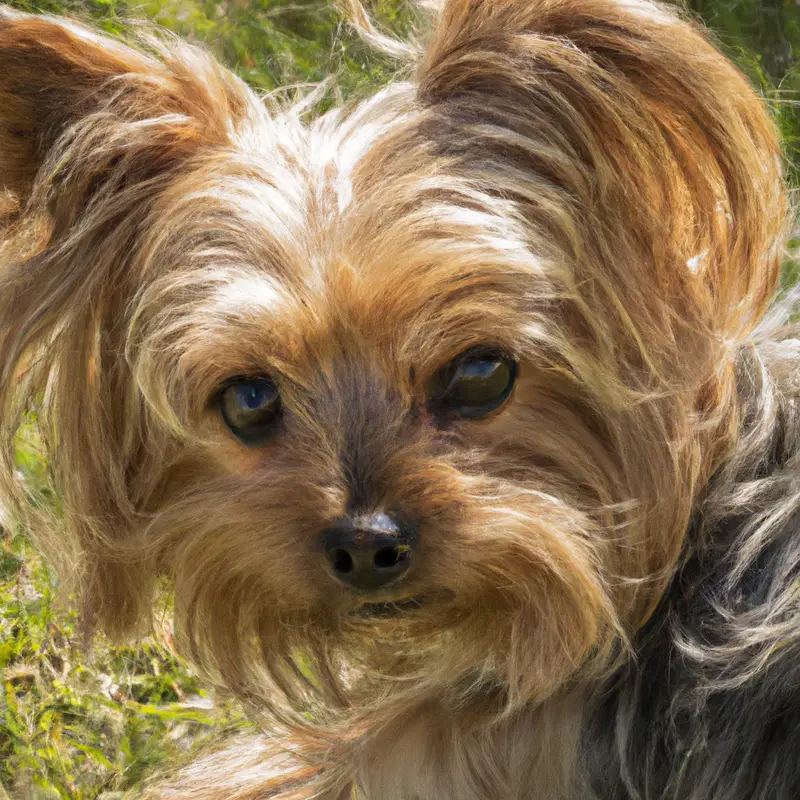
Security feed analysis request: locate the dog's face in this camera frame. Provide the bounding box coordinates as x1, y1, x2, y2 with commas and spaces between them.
0, 0, 788, 728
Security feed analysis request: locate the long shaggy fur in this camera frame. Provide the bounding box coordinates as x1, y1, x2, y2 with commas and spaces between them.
0, 0, 797, 797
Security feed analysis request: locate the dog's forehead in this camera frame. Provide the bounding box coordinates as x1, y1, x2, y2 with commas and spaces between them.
191, 97, 550, 361
145, 94, 559, 389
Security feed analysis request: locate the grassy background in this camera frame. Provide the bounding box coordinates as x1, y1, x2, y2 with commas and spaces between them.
1, 0, 798, 797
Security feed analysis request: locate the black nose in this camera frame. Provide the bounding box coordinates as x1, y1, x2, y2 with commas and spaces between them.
322, 512, 417, 592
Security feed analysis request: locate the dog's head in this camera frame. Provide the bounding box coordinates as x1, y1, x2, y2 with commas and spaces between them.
0, 0, 788, 730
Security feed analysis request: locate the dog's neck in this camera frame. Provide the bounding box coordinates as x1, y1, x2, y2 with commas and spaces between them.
347, 691, 587, 800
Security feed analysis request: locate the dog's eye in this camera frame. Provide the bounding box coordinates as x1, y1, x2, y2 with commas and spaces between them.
439, 350, 517, 418
219, 377, 281, 443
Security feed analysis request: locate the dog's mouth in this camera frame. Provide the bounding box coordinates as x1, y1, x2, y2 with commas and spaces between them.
354, 595, 427, 618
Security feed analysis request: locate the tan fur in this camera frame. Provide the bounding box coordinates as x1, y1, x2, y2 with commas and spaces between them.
0, 0, 793, 797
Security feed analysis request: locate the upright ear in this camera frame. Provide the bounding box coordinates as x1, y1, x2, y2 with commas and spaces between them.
0, 8, 148, 208
0, 6, 250, 218
414, 0, 788, 367
0, 8, 252, 637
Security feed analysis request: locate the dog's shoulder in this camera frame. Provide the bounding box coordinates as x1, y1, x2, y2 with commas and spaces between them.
588, 341, 800, 799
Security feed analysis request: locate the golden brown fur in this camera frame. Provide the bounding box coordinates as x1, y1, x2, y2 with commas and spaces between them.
0, 0, 796, 797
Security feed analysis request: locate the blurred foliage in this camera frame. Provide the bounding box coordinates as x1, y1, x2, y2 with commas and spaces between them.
4, 0, 416, 95
690, 0, 800, 186
1, 0, 798, 797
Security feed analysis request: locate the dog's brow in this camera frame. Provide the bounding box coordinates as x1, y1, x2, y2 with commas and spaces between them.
212, 274, 288, 316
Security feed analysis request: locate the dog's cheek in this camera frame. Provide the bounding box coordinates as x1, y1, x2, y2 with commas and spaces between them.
436, 484, 620, 693
206, 434, 274, 476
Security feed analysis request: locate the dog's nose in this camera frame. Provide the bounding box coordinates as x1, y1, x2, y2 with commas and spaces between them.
322, 512, 417, 591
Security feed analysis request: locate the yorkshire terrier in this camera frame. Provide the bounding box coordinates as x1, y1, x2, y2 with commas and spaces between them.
0, 0, 798, 797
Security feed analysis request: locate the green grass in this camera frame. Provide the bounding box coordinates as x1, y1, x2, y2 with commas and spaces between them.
1, 0, 799, 797
0, 537, 246, 798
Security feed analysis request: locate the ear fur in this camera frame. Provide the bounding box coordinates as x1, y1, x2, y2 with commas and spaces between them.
0, 8, 149, 206
0, 8, 254, 637
414, 0, 788, 350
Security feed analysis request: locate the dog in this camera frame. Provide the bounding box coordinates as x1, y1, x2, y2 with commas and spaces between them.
0, 0, 798, 797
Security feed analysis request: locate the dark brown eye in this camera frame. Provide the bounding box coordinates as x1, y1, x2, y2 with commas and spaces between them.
439, 350, 517, 418
219, 377, 281, 443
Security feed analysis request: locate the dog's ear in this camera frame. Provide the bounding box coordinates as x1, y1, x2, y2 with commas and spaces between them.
0, 9, 252, 638
0, 7, 247, 217
0, 9, 148, 208
415, 0, 787, 358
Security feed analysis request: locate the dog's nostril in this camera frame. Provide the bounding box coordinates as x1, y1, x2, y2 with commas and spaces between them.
332, 549, 354, 574
373, 546, 404, 570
